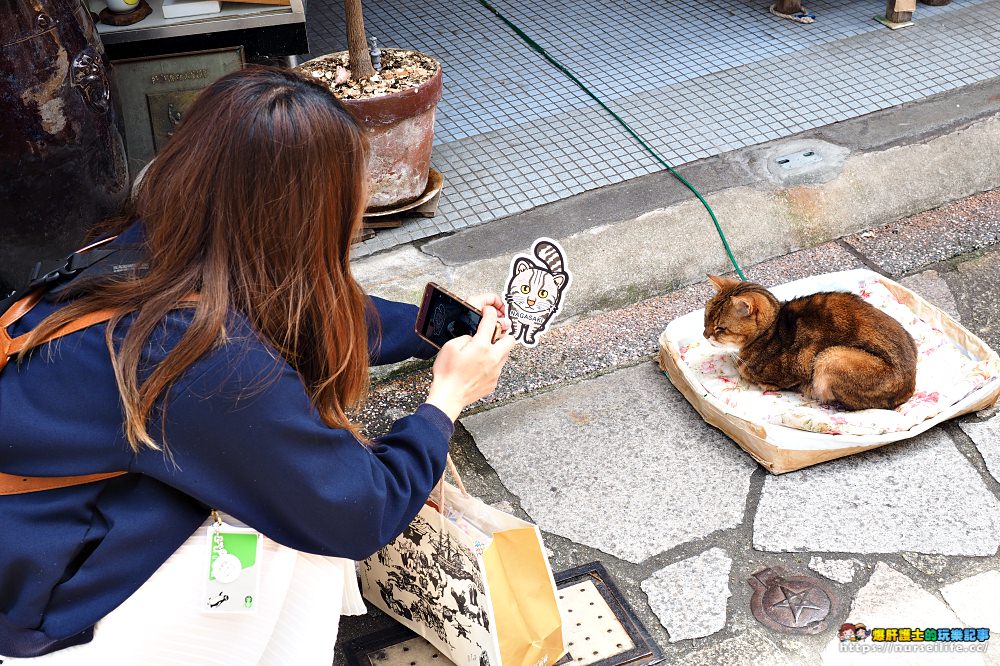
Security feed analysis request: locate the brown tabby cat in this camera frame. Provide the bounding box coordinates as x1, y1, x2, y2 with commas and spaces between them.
703, 275, 917, 410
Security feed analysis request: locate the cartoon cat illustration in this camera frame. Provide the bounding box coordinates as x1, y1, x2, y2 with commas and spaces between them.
504, 239, 571, 347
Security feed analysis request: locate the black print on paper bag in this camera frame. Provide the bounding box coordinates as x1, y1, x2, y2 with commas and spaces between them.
363, 514, 492, 666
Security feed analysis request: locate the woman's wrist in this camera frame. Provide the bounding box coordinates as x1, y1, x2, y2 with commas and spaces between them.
425, 384, 464, 422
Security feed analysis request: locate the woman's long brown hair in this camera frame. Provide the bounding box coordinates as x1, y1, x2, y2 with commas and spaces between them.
21, 66, 373, 451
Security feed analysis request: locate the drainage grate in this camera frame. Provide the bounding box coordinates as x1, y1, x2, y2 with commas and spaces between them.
556, 562, 662, 665
774, 149, 823, 170
560, 579, 635, 662
345, 562, 662, 666
356, 635, 446, 665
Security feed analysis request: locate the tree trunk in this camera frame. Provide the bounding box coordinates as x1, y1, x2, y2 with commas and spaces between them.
345, 0, 375, 81
773, 0, 802, 14
884, 0, 913, 22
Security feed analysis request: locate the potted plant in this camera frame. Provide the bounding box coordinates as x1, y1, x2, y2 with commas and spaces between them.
297, 0, 442, 212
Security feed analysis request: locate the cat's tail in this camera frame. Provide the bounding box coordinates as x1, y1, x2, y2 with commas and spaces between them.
534, 240, 565, 274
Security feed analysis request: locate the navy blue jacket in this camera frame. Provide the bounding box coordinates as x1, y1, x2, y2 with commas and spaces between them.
0, 226, 450, 658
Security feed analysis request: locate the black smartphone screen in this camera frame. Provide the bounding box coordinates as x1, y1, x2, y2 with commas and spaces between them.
418, 287, 482, 348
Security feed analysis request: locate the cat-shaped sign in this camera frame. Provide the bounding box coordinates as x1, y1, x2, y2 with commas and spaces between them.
504, 238, 572, 347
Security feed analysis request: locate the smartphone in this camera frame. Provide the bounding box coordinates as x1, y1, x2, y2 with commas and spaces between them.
415, 283, 484, 349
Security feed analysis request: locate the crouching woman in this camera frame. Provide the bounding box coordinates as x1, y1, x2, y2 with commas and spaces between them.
0, 67, 515, 663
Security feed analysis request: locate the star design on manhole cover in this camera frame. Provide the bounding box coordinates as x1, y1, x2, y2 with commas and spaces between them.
748, 567, 835, 634
771, 585, 823, 624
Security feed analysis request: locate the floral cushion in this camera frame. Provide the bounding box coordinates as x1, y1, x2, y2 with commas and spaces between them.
675, 278, 995, 436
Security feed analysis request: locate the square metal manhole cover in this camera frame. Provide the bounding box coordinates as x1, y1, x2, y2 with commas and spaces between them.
345, 562, 662, 666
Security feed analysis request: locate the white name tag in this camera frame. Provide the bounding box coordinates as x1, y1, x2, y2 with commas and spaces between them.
203, 520, 263, 613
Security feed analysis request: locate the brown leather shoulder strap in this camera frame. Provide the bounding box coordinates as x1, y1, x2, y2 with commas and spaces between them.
5, 306, 126, 359
1, 290, 199, 495
0, 289, 42, 329
2, 292, 201, 364
0, 471, 127, 496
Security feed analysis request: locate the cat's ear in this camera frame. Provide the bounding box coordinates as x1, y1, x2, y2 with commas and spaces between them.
552, 272, 568, 288
514, 258, 533, 274
732, 296, 755, 317
708, 274, 740, 292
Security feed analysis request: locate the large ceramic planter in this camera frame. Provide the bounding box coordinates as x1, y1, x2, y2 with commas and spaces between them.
300, 50, 442, 212
0, 0, 129, 292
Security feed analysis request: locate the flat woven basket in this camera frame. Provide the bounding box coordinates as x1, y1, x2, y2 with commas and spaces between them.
659, 269, 1000, 474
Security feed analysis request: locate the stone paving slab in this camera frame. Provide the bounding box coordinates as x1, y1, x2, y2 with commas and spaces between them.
753, 430, 1000, 557
820, 563, 982, 665
674, 628, 796, 666
901, 552, 950, 578
462, 362, 756, 563
939, 570, 1000, 647
959, 414, 1000, 485
898, 270, 962, 321
843, 188, 1000, 276
641, 547, 733, 642
809, 557, 863, 584
944, 248, 1000, 356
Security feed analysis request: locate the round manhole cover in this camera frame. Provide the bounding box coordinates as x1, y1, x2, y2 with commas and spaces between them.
748, 567, 835, 634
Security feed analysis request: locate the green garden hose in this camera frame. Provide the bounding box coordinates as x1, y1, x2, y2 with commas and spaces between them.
476, 0, 747, 280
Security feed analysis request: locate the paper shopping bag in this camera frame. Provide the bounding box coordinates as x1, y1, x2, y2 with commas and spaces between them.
360, 480, 565, 666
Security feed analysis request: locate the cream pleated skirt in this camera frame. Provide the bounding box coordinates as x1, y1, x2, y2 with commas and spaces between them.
6, 516, 366, 665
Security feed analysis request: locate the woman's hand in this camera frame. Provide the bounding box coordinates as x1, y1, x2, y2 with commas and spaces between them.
425, 306, 517, 421
468, 293, 511, 335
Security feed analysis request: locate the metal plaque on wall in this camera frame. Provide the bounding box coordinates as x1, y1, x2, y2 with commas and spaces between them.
146, 88, 202, 152
111, 47, 244, 173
